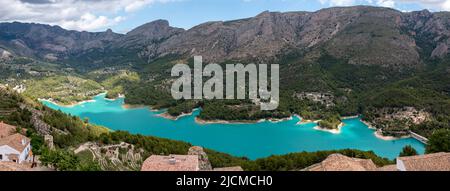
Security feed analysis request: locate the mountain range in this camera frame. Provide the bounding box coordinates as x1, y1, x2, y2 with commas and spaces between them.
0, 5, 449, 139
1, 6, 450, 68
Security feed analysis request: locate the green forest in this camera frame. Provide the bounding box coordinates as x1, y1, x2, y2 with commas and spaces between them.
1, 89, 450, 171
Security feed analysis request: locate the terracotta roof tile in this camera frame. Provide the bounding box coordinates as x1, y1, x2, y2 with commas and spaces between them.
0, 122, 16, 138
0, 162, 30, 171
397, 152, 450, 171
141, 155, 199, 171
376, 165, 398, 171
0, 133, 30, 152
303, 154, 377, 171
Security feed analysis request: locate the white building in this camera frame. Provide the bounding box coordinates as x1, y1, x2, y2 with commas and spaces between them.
0, 133, 32, 164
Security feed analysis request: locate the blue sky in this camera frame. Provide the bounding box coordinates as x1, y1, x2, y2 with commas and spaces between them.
110, 0, 426, 33
0, 0, 448, 32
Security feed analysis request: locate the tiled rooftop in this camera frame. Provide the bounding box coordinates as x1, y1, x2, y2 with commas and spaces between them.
302, 154, 377, 171
141, 154, 200, 171
0, 133, 30, 152
0, 162, 30, 171
0, 121, 16, 138
397, 152, 450, 171
376, 165, 398, 171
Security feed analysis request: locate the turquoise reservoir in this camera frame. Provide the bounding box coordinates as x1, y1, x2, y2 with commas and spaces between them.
41, 93, 425, 159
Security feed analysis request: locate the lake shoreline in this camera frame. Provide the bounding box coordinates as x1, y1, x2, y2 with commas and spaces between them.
194, 115, 297, 125
374, 130, 412, 141
361, 120, 412, 140
122, 104, 161, 112
195, 117, 259, 125
39, 92, 110, 107
40, 93, 421, 143
39, 98, 97, 108
313, 122, 345, 134
155, 108, 297, 124
156, 109, 198, 121
41, 95, 426, 160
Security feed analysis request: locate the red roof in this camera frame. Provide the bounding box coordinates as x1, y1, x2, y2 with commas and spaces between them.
0, 122, 16, 138
398, 152, 450, 171
0, 133, 30, 153
141, 155, 199, 171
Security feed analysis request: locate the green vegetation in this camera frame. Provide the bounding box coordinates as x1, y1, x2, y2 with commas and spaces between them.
318, 114, 342, 130
99, 70, 140, 98
40, 148, 101, 171
96, 131, 392, 171
41, 107, 109, 148
167, 100, 198, 116
399, 145, 418, 157
0, 57, 60, 80
1, 90, 395, 171
119, 53, 449, 139
125, 82, 175, 109
0, 90, 33, 129
24, 75, 103, 104
39, 149, 80, 171
207, 148, 393, 171
96, 131, 191, 157
75, 150, 102, 171
426, 129, 450, 154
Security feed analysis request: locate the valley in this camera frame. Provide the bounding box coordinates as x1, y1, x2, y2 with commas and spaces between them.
1, 6, 450, 171
41, 93, 426, 160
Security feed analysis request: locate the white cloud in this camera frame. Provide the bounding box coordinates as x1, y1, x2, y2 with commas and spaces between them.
318, 0, 356, 6
0, 0, 177, 31
318, 0, 450, 11
376, 0, 395, 8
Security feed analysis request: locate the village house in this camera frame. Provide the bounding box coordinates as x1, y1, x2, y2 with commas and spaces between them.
141, 146, 243, 171
294, 92, 335, 107
302, 152, 450, 171
0, 122, 32, 164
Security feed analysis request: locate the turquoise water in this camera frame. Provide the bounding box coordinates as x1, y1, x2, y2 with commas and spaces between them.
41, 93, 425, 160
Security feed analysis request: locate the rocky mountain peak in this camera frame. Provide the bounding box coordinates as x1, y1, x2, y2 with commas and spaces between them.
116, 19, 184, 50
0, 22, 123, 59
415, 9, 432, 17
126, 19, 183, 38
2, 6, 450, 68
255, 10, 272, 18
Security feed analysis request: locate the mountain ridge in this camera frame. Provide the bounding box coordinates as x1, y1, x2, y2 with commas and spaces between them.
1, 6, 450, 69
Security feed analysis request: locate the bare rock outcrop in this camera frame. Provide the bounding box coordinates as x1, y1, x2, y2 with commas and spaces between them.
188, 146, 212, 171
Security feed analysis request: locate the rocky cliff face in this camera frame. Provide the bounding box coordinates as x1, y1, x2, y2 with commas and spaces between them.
0, 22, 123, 60
404, 10, 450, 59
136, 6, 450, 67
116, 19, 184, 50
153, 11, 309, 62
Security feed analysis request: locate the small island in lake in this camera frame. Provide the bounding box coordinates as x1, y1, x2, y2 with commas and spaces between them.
316, 114, 344, 134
